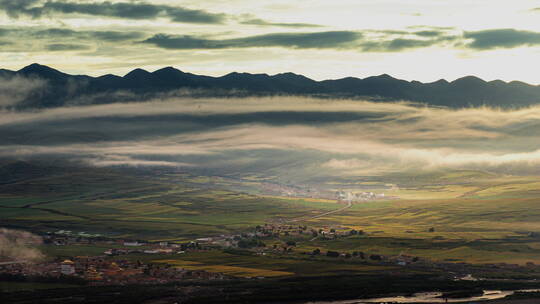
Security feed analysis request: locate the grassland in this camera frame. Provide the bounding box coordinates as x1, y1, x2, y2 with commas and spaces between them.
3, 162, 540, 267
146, 250, 397, 278
303, 170, 540, 264
0, 163, 339, 240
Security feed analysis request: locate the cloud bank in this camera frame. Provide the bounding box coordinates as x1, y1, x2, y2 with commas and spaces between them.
0, 228, 44, 262
0, 0, 226, 24
2, 96, 540, 179
0, 75, 47, 107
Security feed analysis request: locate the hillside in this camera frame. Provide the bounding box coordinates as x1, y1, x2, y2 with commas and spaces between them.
3, 63, 540, 108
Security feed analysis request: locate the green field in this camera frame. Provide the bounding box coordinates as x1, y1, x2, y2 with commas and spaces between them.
302, 171, 540, 264
2, 163, 540, 267
0, 164, 339, 240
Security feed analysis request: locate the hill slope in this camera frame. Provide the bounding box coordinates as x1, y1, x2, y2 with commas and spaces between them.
3, 63, 540, 108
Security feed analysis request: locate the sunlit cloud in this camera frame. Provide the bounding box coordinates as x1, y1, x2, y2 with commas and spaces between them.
2, 97, 540, 177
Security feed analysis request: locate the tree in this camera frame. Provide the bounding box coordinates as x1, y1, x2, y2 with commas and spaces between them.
326, 251, 340, 258
369, 254, 382, 261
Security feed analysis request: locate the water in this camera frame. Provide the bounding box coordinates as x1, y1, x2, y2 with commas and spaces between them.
306, 289, 540, 304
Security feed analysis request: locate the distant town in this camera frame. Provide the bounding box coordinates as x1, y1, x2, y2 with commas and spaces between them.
3, 219, 540, 287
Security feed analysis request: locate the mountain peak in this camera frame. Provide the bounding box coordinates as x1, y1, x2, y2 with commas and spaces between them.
124, 68, 151, 79
429, 79, 449, 85
154, 66, 183, 73
451, 75, 486, 85
364, 74, 398, 81
152, 66, 186, 77
18, 63, 66, 78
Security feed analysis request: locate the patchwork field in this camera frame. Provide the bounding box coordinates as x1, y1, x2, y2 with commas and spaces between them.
0, 163, 339, 240
2, 162, 540, 267
149, 250, 396, 278
301, 172, 540, 264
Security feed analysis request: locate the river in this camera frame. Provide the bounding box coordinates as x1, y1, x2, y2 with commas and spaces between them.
306, 289, 540, 304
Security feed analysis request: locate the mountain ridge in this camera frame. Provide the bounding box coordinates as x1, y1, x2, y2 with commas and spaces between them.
4, 63, 540, 108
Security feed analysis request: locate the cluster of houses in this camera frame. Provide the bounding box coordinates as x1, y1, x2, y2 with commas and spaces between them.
1, 255, 226, 286
260, 182, 325, 199
336, 191, 387, 203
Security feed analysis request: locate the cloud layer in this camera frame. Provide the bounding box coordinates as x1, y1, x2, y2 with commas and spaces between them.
464, 29, 540, 50
2, 96, 540, 180
0, 228, 44, 262
0, 0, 226, 24
142, 31, 362, 50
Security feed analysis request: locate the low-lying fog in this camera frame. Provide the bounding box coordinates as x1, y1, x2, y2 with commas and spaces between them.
2, 96, 540, 179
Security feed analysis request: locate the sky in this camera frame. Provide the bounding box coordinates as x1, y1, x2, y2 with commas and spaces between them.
1, 0, 540, 83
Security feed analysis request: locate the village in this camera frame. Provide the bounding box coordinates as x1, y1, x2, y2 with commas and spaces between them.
259, 182, 393, 202
3, 219, 540, 287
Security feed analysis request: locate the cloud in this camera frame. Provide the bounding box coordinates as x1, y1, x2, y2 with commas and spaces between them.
34, 28, 145, 42
3, 96, 540, 176
142, 31, 362, 50
464, 28, 540, 50
85, 155, 189, 167
0, 75, 47, 107
414, 30, 443, 37
46, 43, 91, 51
0, 228, 44, 262
141, 29, 459, 52
360, 38, 439, 52
0, 0, 226, 24
239, 17, 322, 28
0, 27, 147, 53
0, 0, 42, 18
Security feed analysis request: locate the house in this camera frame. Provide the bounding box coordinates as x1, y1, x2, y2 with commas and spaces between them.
124, 241, 142, 246
60, 260, 76, 275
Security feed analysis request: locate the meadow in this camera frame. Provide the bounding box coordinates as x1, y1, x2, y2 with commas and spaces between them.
303, 170, 540, 264
2, 162, 540, 268
0, 163, 338, 240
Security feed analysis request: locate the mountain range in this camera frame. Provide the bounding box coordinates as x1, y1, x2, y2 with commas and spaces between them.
2, 63, 540, 108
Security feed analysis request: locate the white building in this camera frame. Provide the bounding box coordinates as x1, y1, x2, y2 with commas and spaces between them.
60, 260, 75, 275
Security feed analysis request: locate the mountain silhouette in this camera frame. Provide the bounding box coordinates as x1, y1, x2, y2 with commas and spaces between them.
4, 63, 540, 108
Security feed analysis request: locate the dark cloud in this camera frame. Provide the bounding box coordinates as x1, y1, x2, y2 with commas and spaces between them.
46, 43, 91, 51
464, 28, 540, 50
142, 31, 362, 50
360, 38, 439, 52
34, 28, 145, 41
240, 18, 322, 28
141, 30, 460, 52
91, 31, 145, 42
0, 27, 147, 53
414, 30, 442, 37
0, 0, 226, 24
0, 0, 42, 18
